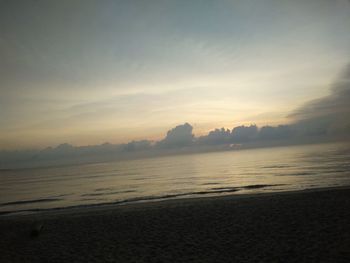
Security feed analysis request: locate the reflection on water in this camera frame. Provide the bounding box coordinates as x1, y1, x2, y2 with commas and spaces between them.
1, 142, 350, 214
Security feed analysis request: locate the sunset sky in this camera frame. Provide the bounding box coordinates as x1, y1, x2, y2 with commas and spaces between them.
1, 0, 350, 150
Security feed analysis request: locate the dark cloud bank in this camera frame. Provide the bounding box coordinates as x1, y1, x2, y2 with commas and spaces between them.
1, 66, 350, 169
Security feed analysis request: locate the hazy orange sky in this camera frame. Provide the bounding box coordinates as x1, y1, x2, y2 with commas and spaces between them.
1, 0, 350, 150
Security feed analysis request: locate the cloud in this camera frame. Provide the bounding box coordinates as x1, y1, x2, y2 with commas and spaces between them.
290, 64, 350, 136
258, 125, 295, 140
123, 140, 152, 152
197, 128, 231, 145
157, 123, 194, 148
197, 124, 296, 146
196, 125, 258, 145
231, 125, 258, 142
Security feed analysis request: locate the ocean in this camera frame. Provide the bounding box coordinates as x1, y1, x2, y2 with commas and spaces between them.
1, 142, 350, 215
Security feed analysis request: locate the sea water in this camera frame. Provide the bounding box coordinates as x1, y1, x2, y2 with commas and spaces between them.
1, 142, 350, 214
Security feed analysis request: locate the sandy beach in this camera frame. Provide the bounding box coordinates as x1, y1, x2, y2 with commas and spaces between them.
1, 187, 350, 262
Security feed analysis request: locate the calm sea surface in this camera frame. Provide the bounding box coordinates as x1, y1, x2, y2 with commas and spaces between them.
1, 142, 350, 214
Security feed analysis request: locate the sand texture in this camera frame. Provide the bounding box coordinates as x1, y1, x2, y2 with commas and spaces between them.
1, 188, 350, 262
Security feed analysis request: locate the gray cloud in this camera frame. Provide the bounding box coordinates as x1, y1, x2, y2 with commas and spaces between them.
157, 123, 194, 148
123, 140, 152, 152
197, 128, 231, 145
258, 125, 294, 140
196, 124, 297, 146
231, 125, 259, 142
290, 64, 350, 136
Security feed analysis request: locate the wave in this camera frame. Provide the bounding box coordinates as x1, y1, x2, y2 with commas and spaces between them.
0, 183, 286, 216
0, 198, 62, 207
81, 190, 136, 197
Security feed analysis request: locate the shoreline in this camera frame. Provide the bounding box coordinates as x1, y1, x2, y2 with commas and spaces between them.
2, 184, 350, 218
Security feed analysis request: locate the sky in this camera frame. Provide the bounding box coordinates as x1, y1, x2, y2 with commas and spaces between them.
1, 0, 350, 150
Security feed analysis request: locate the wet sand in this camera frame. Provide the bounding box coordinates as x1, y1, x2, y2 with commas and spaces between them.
1, 187, 350, 262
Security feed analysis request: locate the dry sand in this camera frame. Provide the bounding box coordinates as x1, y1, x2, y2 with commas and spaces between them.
1, 187, 350, 262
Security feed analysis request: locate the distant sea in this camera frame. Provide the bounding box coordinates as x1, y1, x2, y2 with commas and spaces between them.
1, 142, 350, 215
